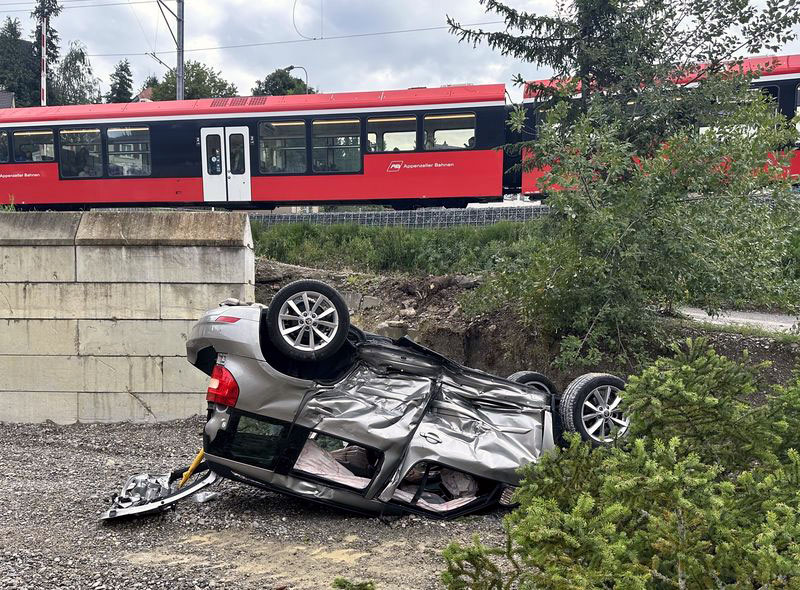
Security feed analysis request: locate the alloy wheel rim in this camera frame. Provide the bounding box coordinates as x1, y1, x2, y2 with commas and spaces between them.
581, 385, 628, 443
278, 291, 339, 352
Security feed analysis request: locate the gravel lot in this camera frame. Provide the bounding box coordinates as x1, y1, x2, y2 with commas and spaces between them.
0, 418, 506, 590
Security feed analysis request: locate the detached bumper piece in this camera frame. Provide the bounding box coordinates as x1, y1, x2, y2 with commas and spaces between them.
101, 466, 218, 521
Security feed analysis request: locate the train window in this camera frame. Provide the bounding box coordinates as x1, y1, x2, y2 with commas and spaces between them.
0, 131, 7, 163
259, 121, 306, 174
229, 133, 245, 174
59, 129, 102, 178
206, 135, 222, 175
107, 127, 151, 176
13, 130, 54, 162
367, 117, 417, 152
424, 113, 476, 150
312, 119, 361, 173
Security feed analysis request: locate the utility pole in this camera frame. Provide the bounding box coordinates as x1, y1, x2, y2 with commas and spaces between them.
155, 0, 185, 100
39, 0, 46, 106
176, 0, 184, 100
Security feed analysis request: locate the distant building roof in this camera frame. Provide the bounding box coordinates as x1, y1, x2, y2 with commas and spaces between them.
0, 91, 15, 109
133, 87, 153, 102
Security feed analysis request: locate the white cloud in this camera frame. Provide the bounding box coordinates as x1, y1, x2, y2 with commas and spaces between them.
3, 0, 798, 102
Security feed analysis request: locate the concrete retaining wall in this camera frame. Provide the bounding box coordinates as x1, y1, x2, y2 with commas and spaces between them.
0, 211, 255, 423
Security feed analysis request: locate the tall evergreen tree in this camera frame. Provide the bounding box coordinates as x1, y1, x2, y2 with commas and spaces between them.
106, 59, 133, 103
30, 0, 62, 104
444, 0, 800, 363
450, 0, 800, 154
0, 17, 38, 106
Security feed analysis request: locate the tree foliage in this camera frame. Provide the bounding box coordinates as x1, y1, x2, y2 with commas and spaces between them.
106, 59, 133, 103
30, 0, 62, 105
451, 0, 800, 366
0, 17, 38, 106
443, 339, 800, 589
51, 40, 101, 105
151, 60, 238, 101
252, 68, 315, 96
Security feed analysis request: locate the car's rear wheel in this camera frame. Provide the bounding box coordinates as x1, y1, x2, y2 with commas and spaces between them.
267, 280, 350, 361
560, 373, 628, 446
507, 371, 557, 395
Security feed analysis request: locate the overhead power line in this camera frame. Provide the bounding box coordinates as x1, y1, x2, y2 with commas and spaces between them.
0, 0, 156, 12
86, 20, 506, 58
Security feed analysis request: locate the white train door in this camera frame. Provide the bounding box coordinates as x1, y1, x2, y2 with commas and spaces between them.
201, 127, 252, 202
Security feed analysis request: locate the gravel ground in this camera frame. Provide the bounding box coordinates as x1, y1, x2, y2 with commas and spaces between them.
0, 418, 507, 590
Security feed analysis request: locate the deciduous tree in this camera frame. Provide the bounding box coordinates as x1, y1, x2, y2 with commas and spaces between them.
252, 68, 315, 96
150, 61, 237, 101
51, 41, 101, 105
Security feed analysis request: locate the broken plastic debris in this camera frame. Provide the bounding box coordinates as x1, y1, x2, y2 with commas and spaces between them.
192, 491, 220, 504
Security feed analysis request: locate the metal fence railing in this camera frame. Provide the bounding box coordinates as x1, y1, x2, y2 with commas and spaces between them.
250, 205, 549, 228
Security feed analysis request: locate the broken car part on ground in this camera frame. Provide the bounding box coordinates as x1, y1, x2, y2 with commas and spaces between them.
104, 280, 628, 520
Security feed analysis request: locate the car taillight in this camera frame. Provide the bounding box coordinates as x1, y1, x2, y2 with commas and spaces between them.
215, 316, 240, 323
206, 365, 239, 407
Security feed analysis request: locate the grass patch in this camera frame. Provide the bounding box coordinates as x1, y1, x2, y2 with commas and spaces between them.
252, 221, 541, 275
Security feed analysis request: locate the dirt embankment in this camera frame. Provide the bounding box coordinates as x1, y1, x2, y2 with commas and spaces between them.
255, 259, 800, 387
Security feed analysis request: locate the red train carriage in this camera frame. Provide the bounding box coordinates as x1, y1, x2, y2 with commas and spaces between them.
521, 54, 800, 195
0, 85, 519, 209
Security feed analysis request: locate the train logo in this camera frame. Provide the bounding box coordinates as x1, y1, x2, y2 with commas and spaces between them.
387, 161, 404, 172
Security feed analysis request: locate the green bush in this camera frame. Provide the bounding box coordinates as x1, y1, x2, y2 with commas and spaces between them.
442, 339, 800, 589
252, 221, 540, 275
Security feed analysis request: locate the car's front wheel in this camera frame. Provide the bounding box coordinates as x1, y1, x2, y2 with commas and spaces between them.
560, 373, 628, 446
266, 280, 351, 361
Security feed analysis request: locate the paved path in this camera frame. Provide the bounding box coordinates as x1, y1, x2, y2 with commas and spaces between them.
681, 307, 799, 333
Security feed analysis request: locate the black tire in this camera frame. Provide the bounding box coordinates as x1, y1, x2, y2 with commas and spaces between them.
267, 280, 350, 361
560, 373, 627, 446
507, 371, 557, 395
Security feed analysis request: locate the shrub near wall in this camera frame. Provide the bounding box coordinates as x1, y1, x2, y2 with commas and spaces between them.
251, 221, 540, 275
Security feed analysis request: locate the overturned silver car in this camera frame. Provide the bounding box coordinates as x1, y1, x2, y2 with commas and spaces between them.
187, 280, 629, 518
106, 280, 628, 520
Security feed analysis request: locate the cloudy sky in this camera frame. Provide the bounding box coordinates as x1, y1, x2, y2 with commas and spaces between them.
0, 0, 547, 99
2, 0, 799, 101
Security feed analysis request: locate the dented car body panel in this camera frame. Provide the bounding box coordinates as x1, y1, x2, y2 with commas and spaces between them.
185, 301, 558, 518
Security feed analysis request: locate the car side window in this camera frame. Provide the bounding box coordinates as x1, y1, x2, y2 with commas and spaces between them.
293, 432, 380, 490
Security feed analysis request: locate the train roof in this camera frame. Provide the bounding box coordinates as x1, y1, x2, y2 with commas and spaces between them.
0, 84, 506, 126
523, 53, 800, 98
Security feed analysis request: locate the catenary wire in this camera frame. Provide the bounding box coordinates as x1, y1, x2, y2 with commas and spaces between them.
0, 0, 156, 13
85, 20, 505, 58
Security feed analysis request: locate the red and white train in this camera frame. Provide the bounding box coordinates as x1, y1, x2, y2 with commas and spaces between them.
1, 54, 799, 209
521, 54, 800, 195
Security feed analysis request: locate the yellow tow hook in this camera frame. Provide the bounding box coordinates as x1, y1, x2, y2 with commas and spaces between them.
177, 449, 205, 489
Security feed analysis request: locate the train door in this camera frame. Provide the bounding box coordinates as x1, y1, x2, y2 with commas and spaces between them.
200, 127, 252, 202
